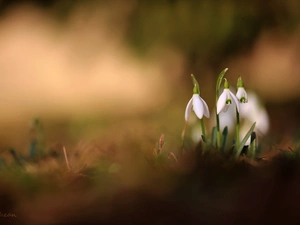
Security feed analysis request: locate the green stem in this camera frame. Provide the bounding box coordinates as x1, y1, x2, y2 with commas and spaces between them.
215, 84, 221, 148
235, 108, 240, 152
215, 68, 228, 149
200, 119, 206, 139
216, 113, 221, 148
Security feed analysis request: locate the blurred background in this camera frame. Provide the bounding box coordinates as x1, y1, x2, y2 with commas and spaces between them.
1, 2, 300, 224
0, 0, 299, 150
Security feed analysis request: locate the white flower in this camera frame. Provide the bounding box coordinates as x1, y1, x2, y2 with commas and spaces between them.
236, 87, 248, 103
240, 92, 269, 135
217, 88, 240, 114
211, 91, 269, 145
185, 94, 210, 121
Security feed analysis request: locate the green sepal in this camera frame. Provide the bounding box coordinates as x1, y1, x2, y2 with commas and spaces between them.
191, 74, 200, 94
237, 76, 244, 88
223, 78, 229, 89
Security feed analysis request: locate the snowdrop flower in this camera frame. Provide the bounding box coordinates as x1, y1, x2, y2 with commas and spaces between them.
185, 94, 210, 121
185, 75, 210, 121
236, 77, 248, 103
217, 79, 240, 114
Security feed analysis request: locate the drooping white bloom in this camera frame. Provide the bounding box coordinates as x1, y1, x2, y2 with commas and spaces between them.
185, 94, 210, 121
217, 88, 240, 114
236, 87, 248, 103
236, 77, 248, 103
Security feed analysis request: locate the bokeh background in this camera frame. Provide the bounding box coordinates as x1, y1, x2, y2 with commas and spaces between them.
0, 0, 299, 151
1, 1, 300, 224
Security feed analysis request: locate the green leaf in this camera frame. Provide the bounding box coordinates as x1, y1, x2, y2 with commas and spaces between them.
221, 126, 228, 152
216, 68, 228, 92
235, 122, 256, 158
248, 132, 256, 158
211, 126, 217, 147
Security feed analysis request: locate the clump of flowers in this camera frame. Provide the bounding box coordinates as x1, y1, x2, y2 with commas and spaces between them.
182, 68, 258, 159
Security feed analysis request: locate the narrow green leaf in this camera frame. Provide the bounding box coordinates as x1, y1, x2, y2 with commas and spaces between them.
216, 68, 228, 92
235, 122, 256, 158
248, 132, 256, 158
211, 126, 217, 147
221, 126, 228, 152
250, 131, 256, 143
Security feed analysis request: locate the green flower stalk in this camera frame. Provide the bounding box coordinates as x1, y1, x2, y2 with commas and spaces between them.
235, 77, 248, 151
236, 106, 240, 151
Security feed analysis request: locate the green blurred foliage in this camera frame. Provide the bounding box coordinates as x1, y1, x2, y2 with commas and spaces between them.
1, 0, 300, 71
126, 0, 300, 68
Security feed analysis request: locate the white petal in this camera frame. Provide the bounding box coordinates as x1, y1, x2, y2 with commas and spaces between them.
222, 104, 230, 112
192, 94, 204, 119
217, 90, 227, 114
200, 97, 210, 118
243, 89, 248, 102
236, 87, 248, 102
184, 97, 193, 121
236, 88, 243, 100
218, 105, 235, 130
240, 91, 259, 120
230, 91, 240, 112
